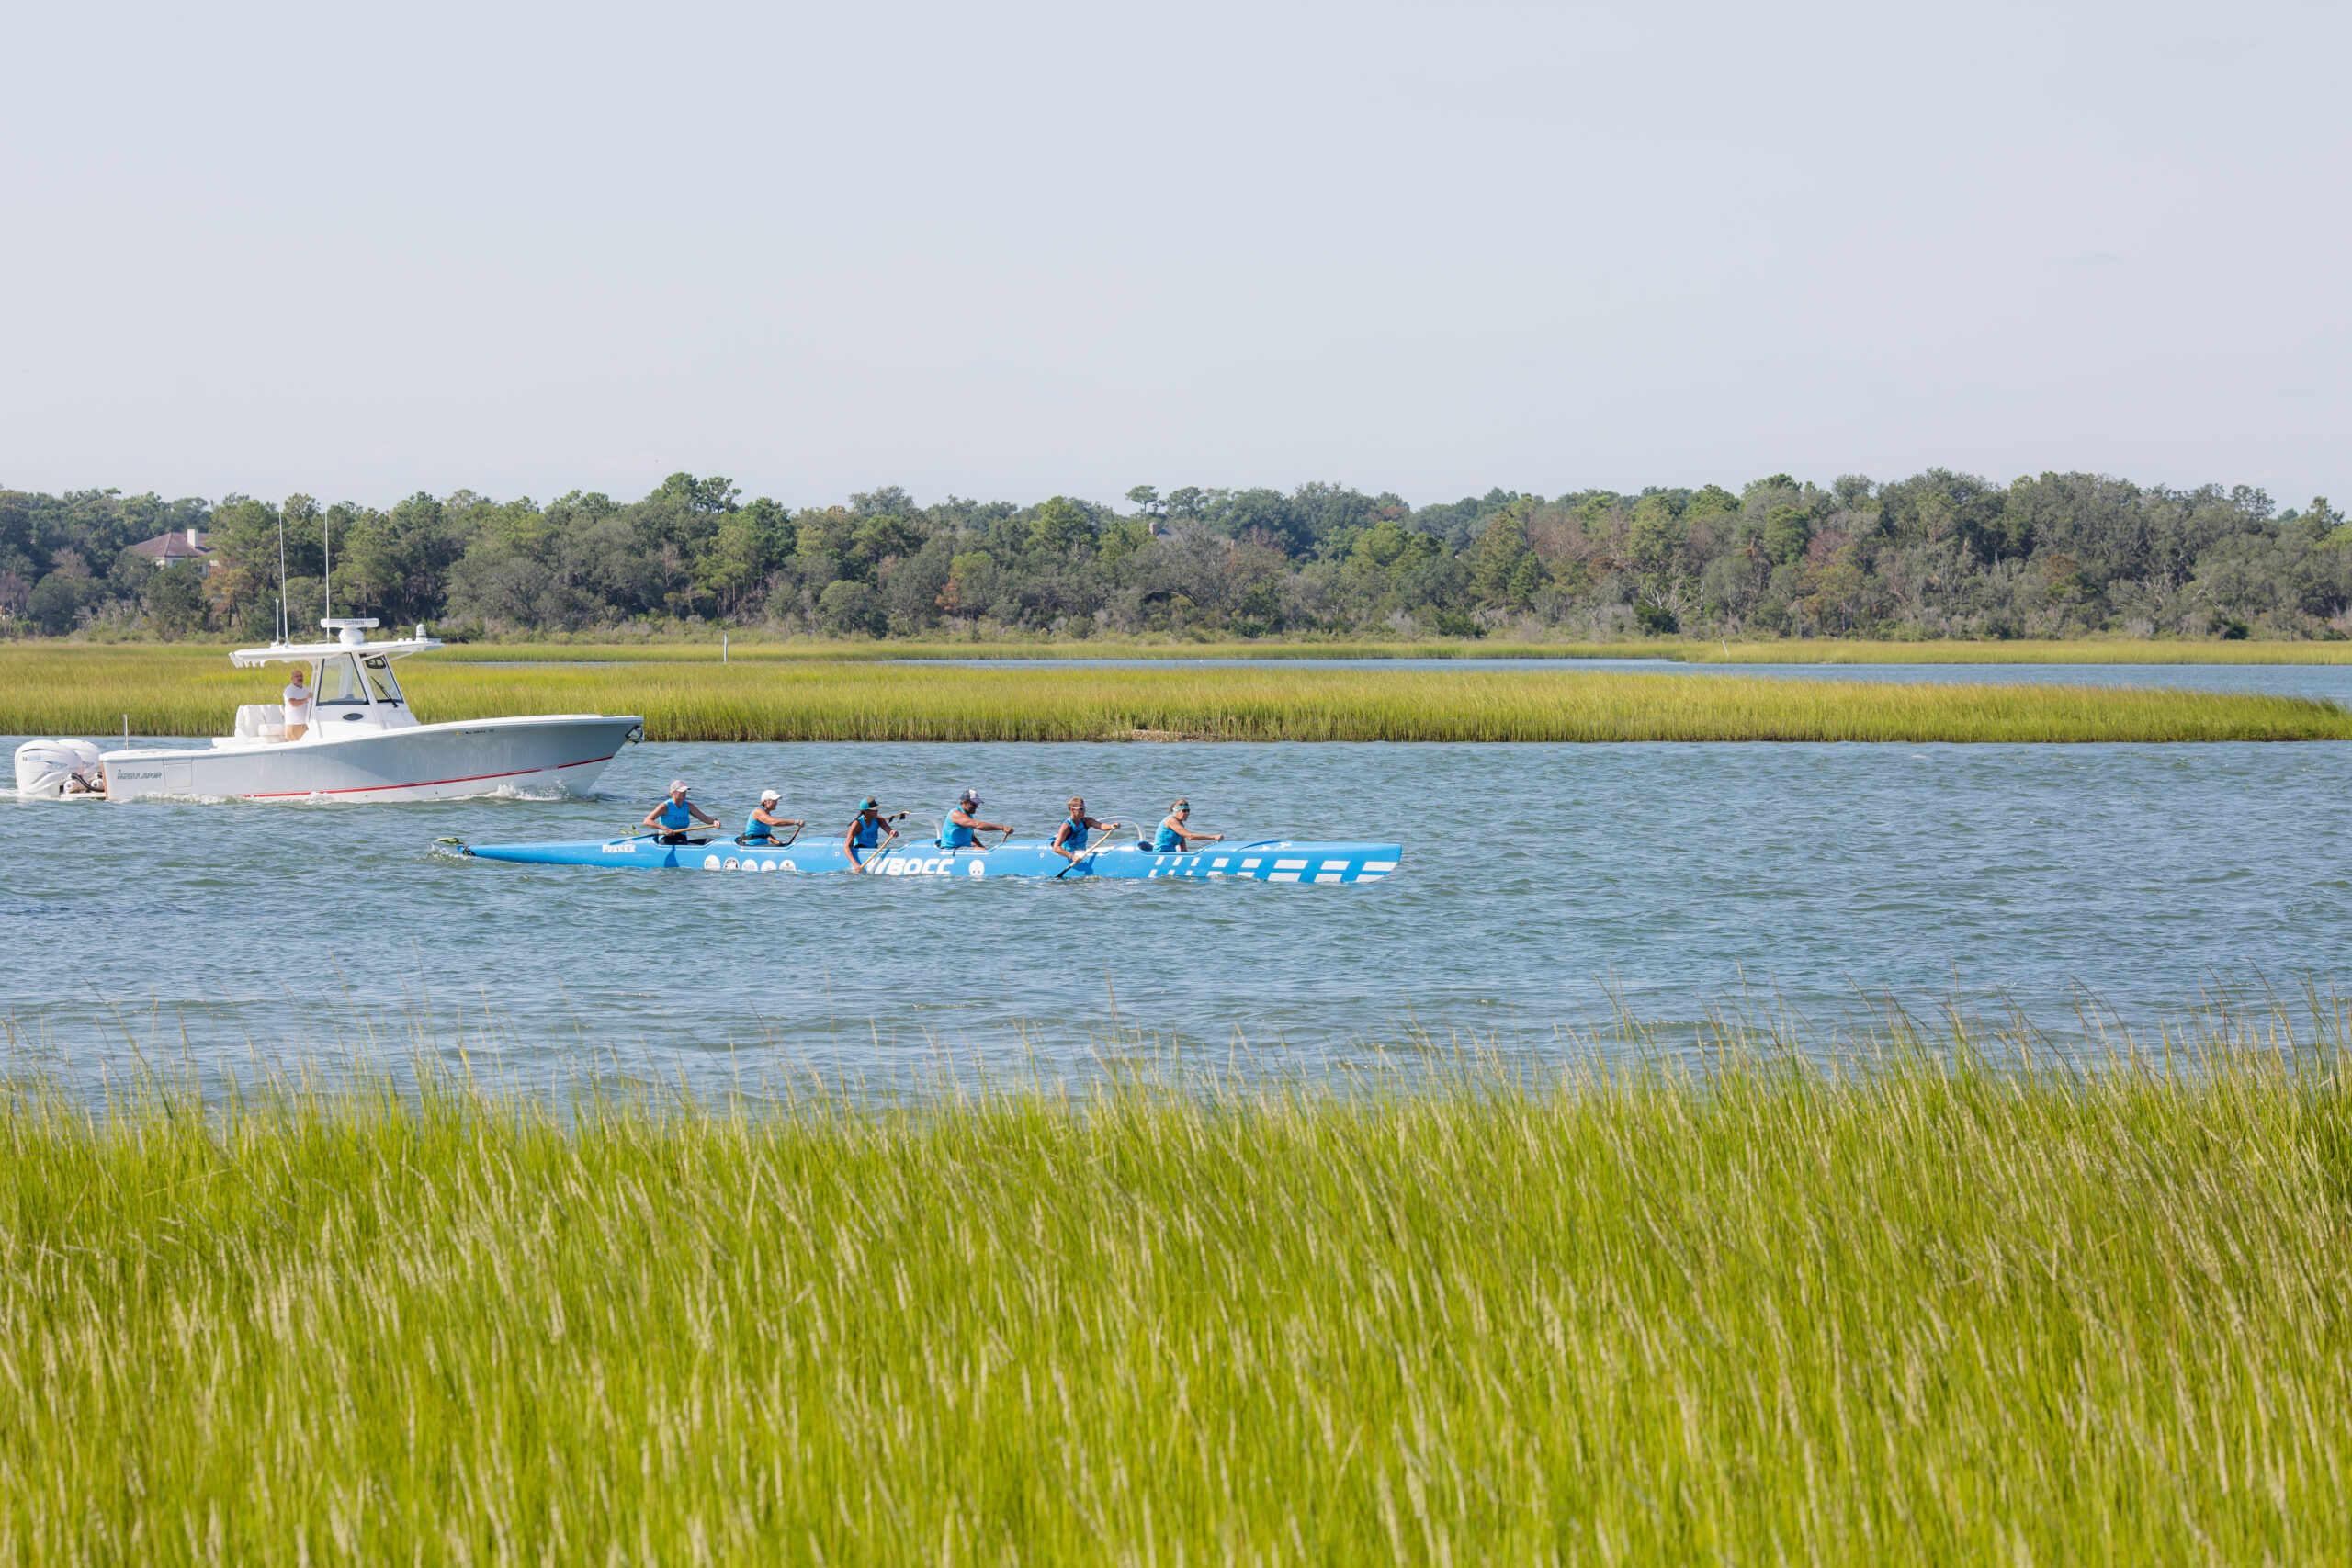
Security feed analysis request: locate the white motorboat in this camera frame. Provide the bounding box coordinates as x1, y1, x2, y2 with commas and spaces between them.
15, 620, 642, 803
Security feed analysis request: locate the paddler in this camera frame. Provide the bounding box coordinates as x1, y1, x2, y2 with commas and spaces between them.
643, 780, 719, 844
741, 789, 804, 846
1153, 798, 1223, 852
940, 788, 1012, 851
1051, 795, 1123, 863
845, 796, 910, 869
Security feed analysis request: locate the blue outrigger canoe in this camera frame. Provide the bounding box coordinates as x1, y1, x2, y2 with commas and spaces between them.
442, 831, 1402, 883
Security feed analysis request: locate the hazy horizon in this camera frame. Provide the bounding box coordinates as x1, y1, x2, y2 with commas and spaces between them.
4, 1, 2344, 512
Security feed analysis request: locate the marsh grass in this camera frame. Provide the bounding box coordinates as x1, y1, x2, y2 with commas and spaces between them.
6, 998, 2352, 1563
1675, 638, 2352, 664
5, 647, 2348, 743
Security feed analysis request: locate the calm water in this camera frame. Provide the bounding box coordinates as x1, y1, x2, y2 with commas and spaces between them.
5, 734, 2346, 1092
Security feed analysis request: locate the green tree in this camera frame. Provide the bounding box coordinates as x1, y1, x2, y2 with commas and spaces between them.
343, 492, 470, 625
144, 563, 208, 637
1763, 506, 1813, 567
1351, 517, 1437, 571
2291, 496, 2344, 542
27, 571, 89, 634
816, 579, 882, 636
940, 551, 995, 617
700, 513, 769, 619
1028, 497, 1095, 558
1684, 484, 1740, 521
853, 513, 927, 566
1627, 494, 1687, 575
1469, 502, 1539, 608
1097, 518, 1151, 565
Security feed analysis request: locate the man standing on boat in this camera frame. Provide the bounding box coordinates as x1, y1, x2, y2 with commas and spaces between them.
281, 665, 313, 742
845, 797, 909, 869
643, 780, 719, 844
1051, 796, 1123, 863
940, 788, 1012, 851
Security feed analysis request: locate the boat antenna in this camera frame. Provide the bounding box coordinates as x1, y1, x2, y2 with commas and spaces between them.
276, 511, 288, 643
322, 504, 331, 628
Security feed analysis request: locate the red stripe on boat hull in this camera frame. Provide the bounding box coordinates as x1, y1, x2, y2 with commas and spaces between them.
235, 752, 616, 800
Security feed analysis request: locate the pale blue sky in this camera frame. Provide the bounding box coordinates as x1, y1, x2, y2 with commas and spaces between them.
3, 0, 2344, 511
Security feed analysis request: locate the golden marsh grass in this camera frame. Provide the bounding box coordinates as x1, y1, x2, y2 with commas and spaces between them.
5, 1017, 2349, 1562
1676, 637, 2352, 664
3, 646, 2347, 742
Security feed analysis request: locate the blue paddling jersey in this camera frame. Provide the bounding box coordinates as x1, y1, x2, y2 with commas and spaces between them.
742, 809, 773, 842
941, 814, 977, 850
654, 798, 693, 830
1153, 822, 1184, 852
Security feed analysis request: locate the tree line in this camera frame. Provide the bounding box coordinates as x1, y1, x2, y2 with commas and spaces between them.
3, 471, 2346, 643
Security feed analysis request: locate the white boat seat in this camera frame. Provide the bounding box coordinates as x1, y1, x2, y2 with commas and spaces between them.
234, 703, 288, 740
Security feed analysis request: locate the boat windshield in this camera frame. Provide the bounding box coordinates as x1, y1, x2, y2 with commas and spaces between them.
361, 655, 403, 705
316, 654, 369, 706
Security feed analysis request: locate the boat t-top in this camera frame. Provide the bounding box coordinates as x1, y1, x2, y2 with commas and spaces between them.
16, 618, 642, 803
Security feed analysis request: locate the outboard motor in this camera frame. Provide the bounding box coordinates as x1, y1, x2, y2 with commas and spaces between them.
14, 739, 107, 797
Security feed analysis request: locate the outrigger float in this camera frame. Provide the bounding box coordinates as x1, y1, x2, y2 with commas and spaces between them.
441, 829, 1403, 883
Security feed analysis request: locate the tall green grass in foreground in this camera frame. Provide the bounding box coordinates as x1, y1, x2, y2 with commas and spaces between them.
6, 1017, 2350, 1562
5, 646, 2349, 742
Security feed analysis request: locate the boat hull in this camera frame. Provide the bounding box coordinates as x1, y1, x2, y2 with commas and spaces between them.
102, 716, 640, 803
457, 836, 1404, 883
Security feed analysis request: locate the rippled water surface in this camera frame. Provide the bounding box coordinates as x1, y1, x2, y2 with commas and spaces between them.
5, 735, 2346, 1091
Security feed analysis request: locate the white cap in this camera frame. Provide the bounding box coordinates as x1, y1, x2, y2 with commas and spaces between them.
760, 789, 780, 803
669, 779, 689, 793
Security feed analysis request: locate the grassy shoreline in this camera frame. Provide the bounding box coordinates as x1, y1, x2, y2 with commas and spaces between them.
6, 1030, 2347, 1562
3, 646, 2349, 743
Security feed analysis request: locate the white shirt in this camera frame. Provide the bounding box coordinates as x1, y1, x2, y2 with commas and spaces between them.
282, 680, 312, 720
